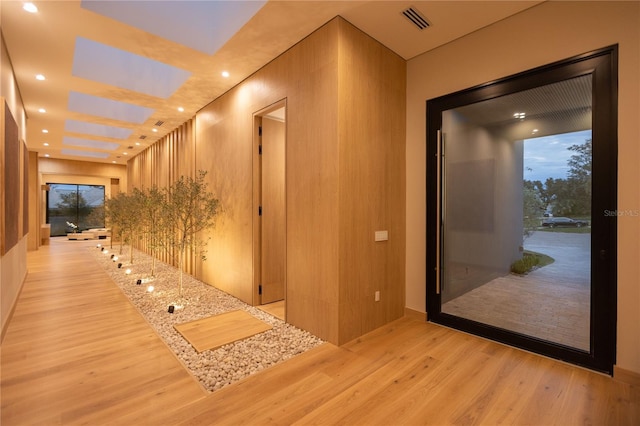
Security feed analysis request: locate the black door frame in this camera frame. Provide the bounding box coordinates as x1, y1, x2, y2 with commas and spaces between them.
426, 45, 618, 374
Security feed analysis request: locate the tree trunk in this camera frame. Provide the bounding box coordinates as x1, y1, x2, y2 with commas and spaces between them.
151, 255, 156, 277
178, 242, 185, 297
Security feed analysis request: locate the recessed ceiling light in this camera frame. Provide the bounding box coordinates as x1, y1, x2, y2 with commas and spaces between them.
177, 107, 184, 112
123, 152, 128, 155
38, 108, 46, 113
23, 3, 38, 13
42, 129, 48, 133
152, 128, 158, 132
35, 74, 45, 81
135, 142, 140, 146
532, 129, 539, 133
112, 161, 117, 164
221, 71, 230, 78
43, 142, 49, 146
513, 112, 526, 119
44, 154, 50, 157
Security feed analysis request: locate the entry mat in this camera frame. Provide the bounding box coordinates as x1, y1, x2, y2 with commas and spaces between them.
174, 310, 272, 353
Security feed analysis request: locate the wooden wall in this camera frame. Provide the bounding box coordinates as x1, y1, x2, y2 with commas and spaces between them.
336, 20, 406, 344
128, 119, 195, 271
27, 152, 39, 251
1, 32, 29, 340
127, 17, 406, 345
194, 18, 342, 340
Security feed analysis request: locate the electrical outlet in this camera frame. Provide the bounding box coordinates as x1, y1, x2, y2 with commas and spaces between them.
375, 291, 380, 302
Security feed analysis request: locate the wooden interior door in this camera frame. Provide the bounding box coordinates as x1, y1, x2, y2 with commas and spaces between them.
260, 116, 285, 304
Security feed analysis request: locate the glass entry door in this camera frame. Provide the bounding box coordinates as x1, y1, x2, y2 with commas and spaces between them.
440, 76, 592, 351
426, 47, 617, 374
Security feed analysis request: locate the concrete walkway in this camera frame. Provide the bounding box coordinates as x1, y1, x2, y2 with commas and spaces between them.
443, 230, 591, 350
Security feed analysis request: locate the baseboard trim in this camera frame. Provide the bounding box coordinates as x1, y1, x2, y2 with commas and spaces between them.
613, 366, 640, 386
1, 270, 28, 343
404, 307, 426, 322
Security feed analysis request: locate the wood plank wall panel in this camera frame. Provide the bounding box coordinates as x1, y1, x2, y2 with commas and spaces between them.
22, 142, 28, 237
128, 119, 196, 271
194, 19, 341, 341
2, 100, 20, 255
0, 99, 4, 255
336, 20, 406, 344
284, 61, 340, 342
127, 18, 405, 344
172, 122, 195, 188
172, 121, 195, 275
260, 117, 286, 303
195, 93, 255, 304
27, 152, 39, 250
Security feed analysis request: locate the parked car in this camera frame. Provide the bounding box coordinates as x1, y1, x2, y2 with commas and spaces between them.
541, 217, 589, 228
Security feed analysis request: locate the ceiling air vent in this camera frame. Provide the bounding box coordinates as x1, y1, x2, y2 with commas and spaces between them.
139, 135, 147, 140
402, 6, 430, 30
154, 120, 164, 127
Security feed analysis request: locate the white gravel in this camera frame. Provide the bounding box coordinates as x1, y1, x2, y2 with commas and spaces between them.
90, 243, 323, 392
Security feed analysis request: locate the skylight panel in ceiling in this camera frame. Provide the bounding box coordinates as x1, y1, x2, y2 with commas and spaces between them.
68, 92, 154, 124
61, 149, 110, 159
63, 136, 119, 151
80, 0, 266, 55
65, 119, 133, 139
72, 37, 191, 98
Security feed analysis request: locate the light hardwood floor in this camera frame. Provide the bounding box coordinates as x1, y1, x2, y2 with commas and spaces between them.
1, 239, 638, 425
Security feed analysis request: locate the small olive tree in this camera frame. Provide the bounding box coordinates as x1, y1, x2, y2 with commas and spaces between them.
162, 171, 220, 296
139, 185, 165, 277
104, 191, 144, 261
120, 188, 146, 264
104, 192, 126, 252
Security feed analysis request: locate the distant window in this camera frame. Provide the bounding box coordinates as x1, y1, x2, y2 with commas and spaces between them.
46, 184, 105, 236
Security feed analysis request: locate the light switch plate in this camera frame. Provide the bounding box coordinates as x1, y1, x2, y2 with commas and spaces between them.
375, 230, 388, 241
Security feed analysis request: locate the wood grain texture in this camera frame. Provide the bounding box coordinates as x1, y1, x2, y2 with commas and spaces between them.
258, 300, 285, 320
174, 310, 271, 353
260, 117, 286, 304
22, 141, 28, 237
2, 240, 638, 425
127, 17, 406, 345
128, 119, 196, 271
0, 239, 206, 425
27, 151, 39, 251
336, 19, 406, 343
165, 317, 639, 426
3, 100, 20, 255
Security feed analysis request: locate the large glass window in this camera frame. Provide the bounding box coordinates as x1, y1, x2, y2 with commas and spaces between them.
47, 184, 105, 236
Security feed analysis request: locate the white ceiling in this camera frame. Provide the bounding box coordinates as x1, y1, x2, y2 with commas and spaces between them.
1, 0, 542, 165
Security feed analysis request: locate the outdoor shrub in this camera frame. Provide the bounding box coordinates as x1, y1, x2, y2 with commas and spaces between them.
510, 253, 540, 275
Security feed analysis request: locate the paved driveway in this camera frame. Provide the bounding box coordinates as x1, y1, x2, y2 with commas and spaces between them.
524, 230, 591, 288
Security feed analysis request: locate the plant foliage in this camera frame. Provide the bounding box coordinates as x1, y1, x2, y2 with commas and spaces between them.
104, 171, 220, 296
162, 171, 220, 296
